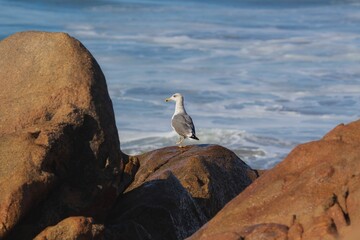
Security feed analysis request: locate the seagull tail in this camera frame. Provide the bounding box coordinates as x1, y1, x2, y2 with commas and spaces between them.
190, 135, 199, 141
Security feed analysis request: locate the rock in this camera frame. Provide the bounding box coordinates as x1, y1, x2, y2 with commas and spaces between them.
187, 119, 360, 240
127, 145, 256, 219
0, 31, 124, 239
106, 145, 257, 240
34, 216, 104, 240
241, 223, 289, 240
107, 172, 207, 240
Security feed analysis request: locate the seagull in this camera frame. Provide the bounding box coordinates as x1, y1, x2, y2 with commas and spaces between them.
165, 93, 199, 147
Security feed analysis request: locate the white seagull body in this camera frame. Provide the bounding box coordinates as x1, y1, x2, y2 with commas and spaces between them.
165, 93, 199, 147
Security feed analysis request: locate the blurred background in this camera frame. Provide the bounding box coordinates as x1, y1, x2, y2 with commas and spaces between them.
1, 0, 359, 169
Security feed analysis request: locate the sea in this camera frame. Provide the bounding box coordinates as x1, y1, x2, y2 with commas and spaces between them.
1, 0, 359, 169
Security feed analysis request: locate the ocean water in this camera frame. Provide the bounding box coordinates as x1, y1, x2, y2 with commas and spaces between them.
1, 0, 359, 169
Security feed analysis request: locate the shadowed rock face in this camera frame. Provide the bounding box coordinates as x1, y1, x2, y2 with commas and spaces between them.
127, 145, 257, 219
107, 172, 207, 240
105, 145, 257, 240
0, 31, 125, 239
187, 120, 360, 240
32, 145, 256, 240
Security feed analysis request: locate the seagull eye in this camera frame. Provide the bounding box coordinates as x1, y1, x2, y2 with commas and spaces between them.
173, 95, 176, 97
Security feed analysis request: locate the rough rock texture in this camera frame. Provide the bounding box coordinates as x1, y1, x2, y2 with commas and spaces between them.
107, 172, 206, 240
106, 145, 257, 240
34, 216, 105, 240
128, 145, 257, 218
0, 31, 125, 239
187, 119, 360, 240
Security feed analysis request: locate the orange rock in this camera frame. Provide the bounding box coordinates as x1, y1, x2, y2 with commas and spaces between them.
34, 216, 104, 240
241, 223, 288, 240
288, 222, 303, 240
187, 120, 360, 240
302, 215, 338, 240
0, 31, 124, 238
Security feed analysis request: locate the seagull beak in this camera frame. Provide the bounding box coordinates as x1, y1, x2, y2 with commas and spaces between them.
165, 98, 171, 102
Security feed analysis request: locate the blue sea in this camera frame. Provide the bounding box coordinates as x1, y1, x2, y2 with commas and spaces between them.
1, 0, 359, 169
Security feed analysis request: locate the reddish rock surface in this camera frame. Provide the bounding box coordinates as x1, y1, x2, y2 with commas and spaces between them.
187, 120, 360, 240
0, 31, 125, 239
105, 145, 257, 240
34, 216, 104, 240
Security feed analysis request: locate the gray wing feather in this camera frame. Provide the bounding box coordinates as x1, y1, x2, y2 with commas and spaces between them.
172, 114, 196, 137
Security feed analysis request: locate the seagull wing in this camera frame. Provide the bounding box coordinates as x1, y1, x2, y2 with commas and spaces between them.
172, 113, 196, 137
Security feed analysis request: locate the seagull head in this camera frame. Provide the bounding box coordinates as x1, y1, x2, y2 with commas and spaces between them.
165, 93, 183, 103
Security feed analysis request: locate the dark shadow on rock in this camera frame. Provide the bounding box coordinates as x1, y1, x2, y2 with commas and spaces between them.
106, 172, 207, 240
105, 221, 152, 240
7, 113, 118, 240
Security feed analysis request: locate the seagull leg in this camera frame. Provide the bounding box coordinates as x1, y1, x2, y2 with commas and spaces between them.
176, 136, 185, 147
176, 136, 183, 144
